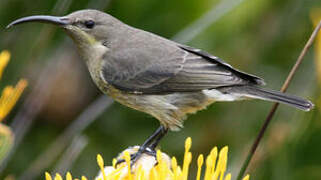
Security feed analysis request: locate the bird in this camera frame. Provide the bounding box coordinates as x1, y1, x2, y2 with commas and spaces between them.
7, 9, 313, 164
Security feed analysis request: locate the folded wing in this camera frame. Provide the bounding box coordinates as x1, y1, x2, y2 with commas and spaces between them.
101, 43, 265, 94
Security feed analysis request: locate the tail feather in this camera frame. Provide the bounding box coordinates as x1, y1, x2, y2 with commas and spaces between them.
218, 85, 314, 111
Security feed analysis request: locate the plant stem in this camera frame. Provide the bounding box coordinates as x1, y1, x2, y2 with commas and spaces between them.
237, 20, 321, 180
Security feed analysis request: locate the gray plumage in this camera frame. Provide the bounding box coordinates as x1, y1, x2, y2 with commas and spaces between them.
7, 9, 314, 131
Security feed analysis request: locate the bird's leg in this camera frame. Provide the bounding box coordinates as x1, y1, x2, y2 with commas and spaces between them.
148, 127, 168, 150
129, 126, 168, 165
116, 125, 168, 166
139, 126, 166, 151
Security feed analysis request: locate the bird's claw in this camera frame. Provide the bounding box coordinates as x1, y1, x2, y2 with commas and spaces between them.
115, 147, 156, 167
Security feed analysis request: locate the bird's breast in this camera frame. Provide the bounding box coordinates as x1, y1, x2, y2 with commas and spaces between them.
84, 43, 112, 93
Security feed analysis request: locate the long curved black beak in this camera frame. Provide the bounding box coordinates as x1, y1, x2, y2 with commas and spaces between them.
6, 15, 69, 29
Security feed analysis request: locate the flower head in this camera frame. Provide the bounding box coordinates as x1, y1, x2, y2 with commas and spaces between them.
0, 50, 27, 163
45, 137, 249, 180
0, 50, 28, 122
95, 137, 249, 180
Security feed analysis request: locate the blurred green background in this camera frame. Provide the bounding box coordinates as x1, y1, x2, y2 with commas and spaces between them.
0, 0, 320, 179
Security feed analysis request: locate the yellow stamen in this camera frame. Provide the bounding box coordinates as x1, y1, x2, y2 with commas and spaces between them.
242, 174, 250, 180
136, 165, 145, 180
210, 147, 218, 176
218, 146, 228, 180
45, 172, 52, 180
54, 173, 63, 180
182, 137, 192, 180
0, 50, 10, 79
224, 173, 231, 180
97, 154, 107, 180
196, 154, 204, 180
66, 172, 72, 180
111, 166, 125, 179
156, 150, 165, 180
171, 157, 178, 180
185, 137, 192, 152
183, 152, 192, 180
149, 167, 158, 180
124, 151, 132, 180
0, 79, 28, 122
176, 166, 182, 180
204, 152, 213, 180
112, 158, 117, 169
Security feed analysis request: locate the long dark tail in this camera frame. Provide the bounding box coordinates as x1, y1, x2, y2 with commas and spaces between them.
218, 85, 314, 111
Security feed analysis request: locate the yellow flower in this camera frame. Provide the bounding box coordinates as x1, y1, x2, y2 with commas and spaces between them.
0, 79, 28, 121
0, 50, 28, 122
45, 137, 250, 180
0, 51, 10, 79
0, 50, 27, 163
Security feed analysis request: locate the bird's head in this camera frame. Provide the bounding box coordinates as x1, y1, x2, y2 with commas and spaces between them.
7, 9, 123, 51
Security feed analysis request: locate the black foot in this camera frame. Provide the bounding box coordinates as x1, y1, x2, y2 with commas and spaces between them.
116, 146, 156, 167
116, 126, 168, 167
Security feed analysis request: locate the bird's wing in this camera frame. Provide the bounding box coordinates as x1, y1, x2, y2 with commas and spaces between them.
101, 42, 265, 94
100, 41, 186, 93
176, 45, 265, 86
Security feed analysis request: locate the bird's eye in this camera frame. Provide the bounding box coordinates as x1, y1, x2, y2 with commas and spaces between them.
84, 20, 95, 29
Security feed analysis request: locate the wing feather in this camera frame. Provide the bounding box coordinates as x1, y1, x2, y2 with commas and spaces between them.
100, 34, 265, 94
